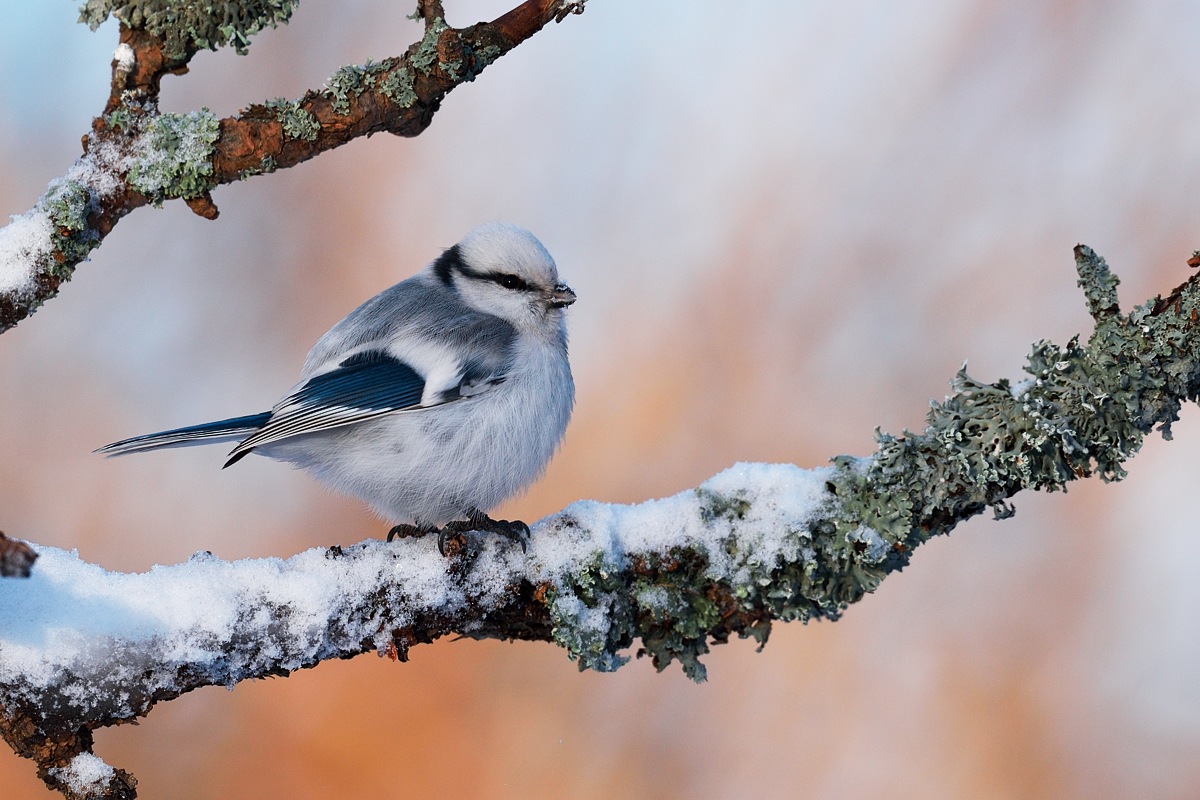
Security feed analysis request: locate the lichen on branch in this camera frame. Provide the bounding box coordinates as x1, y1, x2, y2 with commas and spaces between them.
821, 246, 1199, 584
125, 109, 221, 203
4, 245, 1200, 798
79, 0, 298, 59
0, 1, 587, 334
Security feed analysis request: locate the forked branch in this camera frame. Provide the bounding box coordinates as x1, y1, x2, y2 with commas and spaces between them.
0, 0, 587, 332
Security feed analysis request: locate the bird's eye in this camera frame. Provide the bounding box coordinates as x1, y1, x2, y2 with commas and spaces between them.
493, 273, 528, 291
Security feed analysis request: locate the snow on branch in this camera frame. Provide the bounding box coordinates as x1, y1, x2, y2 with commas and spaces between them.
0, 0, 587, 333
3, 246, 1200, 798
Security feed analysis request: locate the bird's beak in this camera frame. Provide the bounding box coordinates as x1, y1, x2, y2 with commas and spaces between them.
546, 282, 577, 308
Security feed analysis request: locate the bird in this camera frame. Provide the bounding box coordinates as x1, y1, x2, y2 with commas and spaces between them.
98, 222, 576, 553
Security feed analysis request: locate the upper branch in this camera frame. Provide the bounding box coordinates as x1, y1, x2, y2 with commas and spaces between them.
217, 0, 581, 177
0, 0, 586, 334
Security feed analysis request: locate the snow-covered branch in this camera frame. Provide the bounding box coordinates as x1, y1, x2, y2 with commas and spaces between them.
0, 0, 586, 333
0, 463, 823, 797
3, 246, 1200, 798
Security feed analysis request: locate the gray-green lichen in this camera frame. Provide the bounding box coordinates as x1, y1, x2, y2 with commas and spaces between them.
323, 61, 391, 116
822, 244, 1194, 582
377, 68, 418, 109
453, 41, 504, 82
409, 18, 502, 83
78, 0, 297, 60
547, 552, 634, 674
265, 98, 319, 142
317, 17, 511, 117
544, 503, 813, 682
540, 245, 1200, 682
1077, 244, 1121, 319
410, 19, 446, 75
103, 107, 137, 133
41, 180, 99, 268
237, 155, 277, 181
0, 177, 103, 322
541, 469, 832, 682
127, 109, 220, 203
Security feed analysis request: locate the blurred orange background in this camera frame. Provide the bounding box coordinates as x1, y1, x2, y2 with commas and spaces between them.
3, 2, 1200, 797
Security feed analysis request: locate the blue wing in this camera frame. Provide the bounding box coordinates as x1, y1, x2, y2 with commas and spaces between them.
224, 350, 427, 465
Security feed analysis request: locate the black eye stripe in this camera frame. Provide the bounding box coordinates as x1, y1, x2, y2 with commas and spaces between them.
489, 272, 531, 291
447, 257, 535, 292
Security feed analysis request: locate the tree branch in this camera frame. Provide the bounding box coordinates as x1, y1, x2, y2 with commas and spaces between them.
2, 245, 1199, 798
0, 0, 586, 333
0, 532, 36, 579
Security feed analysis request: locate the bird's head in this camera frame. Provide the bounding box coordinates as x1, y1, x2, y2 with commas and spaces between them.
433, 222, 576, 332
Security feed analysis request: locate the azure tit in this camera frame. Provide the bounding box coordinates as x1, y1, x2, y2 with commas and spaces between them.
99, 222, 576, 552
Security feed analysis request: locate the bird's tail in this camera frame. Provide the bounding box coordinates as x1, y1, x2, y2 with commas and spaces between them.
96, 413, 271, 457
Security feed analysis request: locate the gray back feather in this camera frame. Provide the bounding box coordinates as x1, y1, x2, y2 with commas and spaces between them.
302, 271, 517, 378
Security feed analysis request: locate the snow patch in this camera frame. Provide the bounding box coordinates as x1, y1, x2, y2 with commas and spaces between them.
113, 43, 135, 74
0, 133, 130, 302
0, 210, 52, 297
527, 462, 832, 584
47, 752, 115, 794
66, 137, 129, 200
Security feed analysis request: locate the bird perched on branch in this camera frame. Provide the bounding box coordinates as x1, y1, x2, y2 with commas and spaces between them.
99, 222, 576, 552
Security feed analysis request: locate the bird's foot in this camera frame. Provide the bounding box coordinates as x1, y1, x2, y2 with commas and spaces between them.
437, 510, 529, 556
387, 522, 435, 543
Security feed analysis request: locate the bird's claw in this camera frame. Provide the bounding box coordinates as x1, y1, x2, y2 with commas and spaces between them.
436, 525, 467, 556
488, 518, 530, 552
435, 512, 529, 556
387, 514, 529, 556
387, 523, 432, 543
